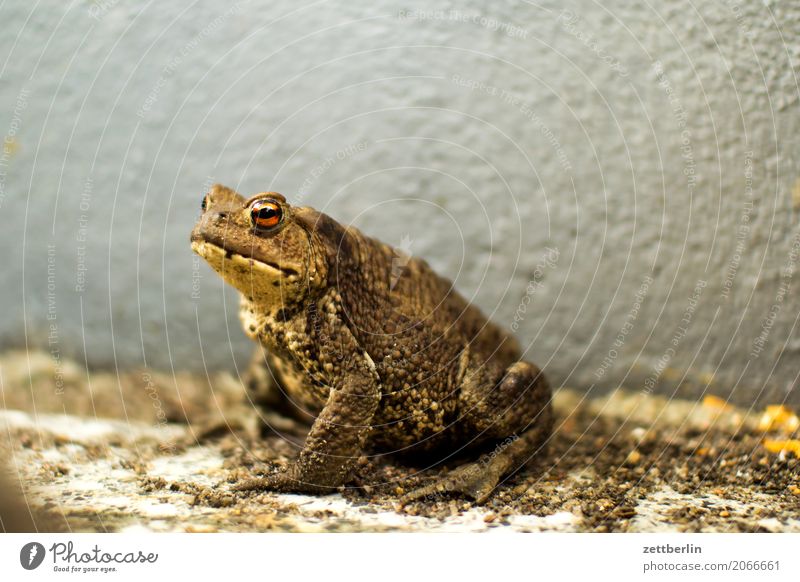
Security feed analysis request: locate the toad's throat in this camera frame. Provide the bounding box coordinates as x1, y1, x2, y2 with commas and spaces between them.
191, 240, 299, 279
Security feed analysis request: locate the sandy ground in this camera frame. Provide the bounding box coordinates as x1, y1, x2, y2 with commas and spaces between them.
1, 350, 798, 532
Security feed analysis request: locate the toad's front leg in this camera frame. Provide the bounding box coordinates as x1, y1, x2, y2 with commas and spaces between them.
234, 348, 381, 494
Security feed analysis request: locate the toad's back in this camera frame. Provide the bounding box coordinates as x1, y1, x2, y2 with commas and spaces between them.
337, 226, 521, 364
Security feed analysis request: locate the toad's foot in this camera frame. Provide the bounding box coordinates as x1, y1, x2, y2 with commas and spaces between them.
400, 399, 553, 507
399, 461, 504, 506
232, 464, 337, 495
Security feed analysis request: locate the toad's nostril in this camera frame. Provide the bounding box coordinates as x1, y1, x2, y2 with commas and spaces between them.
213, 211, 228, 221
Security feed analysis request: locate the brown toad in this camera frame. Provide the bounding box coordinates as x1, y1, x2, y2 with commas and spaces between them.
190, 184, 552, 502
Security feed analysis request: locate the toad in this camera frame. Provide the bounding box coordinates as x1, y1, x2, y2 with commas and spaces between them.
190, 184, 552, 502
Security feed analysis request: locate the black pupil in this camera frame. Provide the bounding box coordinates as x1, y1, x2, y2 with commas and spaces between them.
258, 206, 275, 219
253, 203, 279, 226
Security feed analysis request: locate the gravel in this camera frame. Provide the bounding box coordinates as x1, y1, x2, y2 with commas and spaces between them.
1, 351, 798, 532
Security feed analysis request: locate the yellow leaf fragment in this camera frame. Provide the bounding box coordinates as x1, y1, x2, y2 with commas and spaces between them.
702, 395, 731, 411
625, 449, 642, 465
763, 439, 800, 457
758, 405, 800, 433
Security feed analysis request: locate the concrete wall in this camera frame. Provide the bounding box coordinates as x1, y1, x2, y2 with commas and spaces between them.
1, 0, 798, 405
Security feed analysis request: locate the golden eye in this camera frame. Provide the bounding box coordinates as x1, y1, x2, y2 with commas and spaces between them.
249, 199, 283, 231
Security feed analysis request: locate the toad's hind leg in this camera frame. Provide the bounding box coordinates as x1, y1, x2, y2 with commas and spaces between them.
400, 361, 552, 505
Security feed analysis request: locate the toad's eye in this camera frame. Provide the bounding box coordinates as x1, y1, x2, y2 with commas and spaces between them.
201, 195, 209, 211
249, 199, 283, 231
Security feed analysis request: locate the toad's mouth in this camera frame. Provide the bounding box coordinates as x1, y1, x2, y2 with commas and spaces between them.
191, 240, 299, 279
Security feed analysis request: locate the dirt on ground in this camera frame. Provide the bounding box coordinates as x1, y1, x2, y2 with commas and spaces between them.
1, 350, 798, 532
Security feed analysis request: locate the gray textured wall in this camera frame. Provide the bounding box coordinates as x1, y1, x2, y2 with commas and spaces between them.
1, 0, 798, 405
